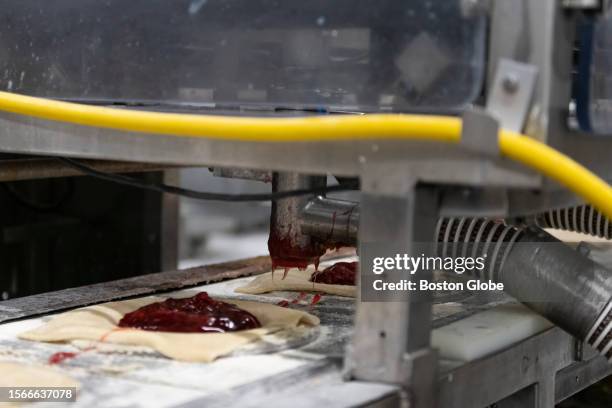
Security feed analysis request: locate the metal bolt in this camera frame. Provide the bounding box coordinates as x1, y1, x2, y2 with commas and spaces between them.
576, 241, 592, 257
502, 74, 520, 94
521, 355, 530, 373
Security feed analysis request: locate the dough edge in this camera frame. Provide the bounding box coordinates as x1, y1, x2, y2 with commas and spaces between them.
18, 295, 319, 363
236, 269, 356, 298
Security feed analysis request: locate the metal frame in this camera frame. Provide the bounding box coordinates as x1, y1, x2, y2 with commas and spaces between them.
0, 111, 536, 186
346, 178, 440, 407
438, 328, 612, 408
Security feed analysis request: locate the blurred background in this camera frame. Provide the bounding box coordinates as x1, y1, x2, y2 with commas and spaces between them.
178, 168, 359, 269
178, 168, 270, 269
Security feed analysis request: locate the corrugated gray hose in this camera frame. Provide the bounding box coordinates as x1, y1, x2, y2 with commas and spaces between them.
534, 205, 612, 239
436, 217, 612, 361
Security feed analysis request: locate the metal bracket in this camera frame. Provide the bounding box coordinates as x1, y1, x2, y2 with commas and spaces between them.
487, 59, 538, 133
211, 167, 272, 183
440, 187, 509, 218
461, 108, 500, 156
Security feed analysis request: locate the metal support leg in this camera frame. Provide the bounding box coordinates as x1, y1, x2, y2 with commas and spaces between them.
161, 170, 179, 271
345, 168, 439, 408
536, 377, 556, 408
497, 376, 556, 408
496, 385, 539, 408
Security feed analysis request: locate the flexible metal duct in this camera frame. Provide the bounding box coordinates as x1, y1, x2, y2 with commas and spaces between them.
534, 205, 612, 239
436, 218, 612, 361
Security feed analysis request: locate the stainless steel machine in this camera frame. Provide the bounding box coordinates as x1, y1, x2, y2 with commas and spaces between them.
1, 1, 612, 407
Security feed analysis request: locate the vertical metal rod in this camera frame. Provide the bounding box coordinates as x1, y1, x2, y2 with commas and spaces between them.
268, 172, 326, 268
161, 170, 180, 270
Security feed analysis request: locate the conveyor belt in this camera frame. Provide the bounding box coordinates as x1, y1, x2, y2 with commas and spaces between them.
0, 258, 395, 407
0, 257, 610, 407
0, 256, 272, 324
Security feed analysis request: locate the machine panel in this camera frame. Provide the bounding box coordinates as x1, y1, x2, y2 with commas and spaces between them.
0, 0, 486, 113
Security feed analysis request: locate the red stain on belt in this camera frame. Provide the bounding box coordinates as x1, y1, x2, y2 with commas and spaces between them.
48, 352, 78, 365
310, 293, 323, 306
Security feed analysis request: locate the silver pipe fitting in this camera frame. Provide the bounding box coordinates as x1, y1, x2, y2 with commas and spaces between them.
300, 196, 359, 246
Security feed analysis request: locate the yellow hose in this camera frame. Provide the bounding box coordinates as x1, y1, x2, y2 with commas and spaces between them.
0, 91, 461, 142
499, 130, 612, 221
0, 90, 610, 221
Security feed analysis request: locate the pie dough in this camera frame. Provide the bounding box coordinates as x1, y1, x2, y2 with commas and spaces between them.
0, 361, 79, 388
0, 361, 79, 407
19, 295, 319, 363
235, 269, 356, 297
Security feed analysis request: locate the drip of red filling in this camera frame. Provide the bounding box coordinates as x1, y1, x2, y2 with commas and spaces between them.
48, 346, 97, 365
268, 226, 355, 279
117, 292, 261, 333
268, 229, 325, 272
291, 292, 308, 304
48, 352, 78, 365
311, 262, 357, 286
276, 300, 290, 307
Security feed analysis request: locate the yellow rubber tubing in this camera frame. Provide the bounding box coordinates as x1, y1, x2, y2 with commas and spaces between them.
0, 90, 611, 221
500, 130, 612, 222
0, 91, 462, 142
